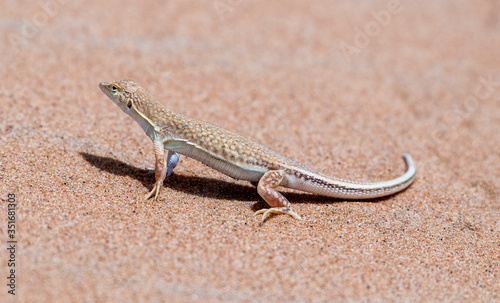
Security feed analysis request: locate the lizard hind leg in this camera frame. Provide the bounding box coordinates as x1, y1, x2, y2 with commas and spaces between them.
254, 170, 302, 223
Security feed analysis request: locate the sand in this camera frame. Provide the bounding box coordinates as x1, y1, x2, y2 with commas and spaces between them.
0, 1, 499, 302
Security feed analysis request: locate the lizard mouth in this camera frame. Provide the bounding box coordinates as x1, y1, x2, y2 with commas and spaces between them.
99, 81, 135, 115
99, 82, 110, 94
98, 82, 109, 94
99, 82, 120, 105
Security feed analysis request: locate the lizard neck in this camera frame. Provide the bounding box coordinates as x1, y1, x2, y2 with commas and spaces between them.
128, 92, 181, 141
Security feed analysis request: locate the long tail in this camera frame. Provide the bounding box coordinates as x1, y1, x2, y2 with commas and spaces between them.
287, 154, 416, 199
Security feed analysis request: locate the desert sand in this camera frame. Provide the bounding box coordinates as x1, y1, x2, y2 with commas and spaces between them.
0, 1, 499, 302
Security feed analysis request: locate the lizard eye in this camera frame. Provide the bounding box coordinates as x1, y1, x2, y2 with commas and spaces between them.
110, 85, 118, 93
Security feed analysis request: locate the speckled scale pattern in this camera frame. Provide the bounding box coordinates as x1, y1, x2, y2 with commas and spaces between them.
129, 84, 297, 170
175, 118, 289, 168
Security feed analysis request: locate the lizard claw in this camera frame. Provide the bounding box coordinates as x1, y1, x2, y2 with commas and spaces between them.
254, 207, 302, 224
145, 182, 162, 201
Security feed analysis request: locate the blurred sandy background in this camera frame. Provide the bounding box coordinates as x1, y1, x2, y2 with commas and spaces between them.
0, 0, 499, 302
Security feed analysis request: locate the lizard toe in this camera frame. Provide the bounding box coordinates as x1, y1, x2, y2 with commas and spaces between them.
254, 207, 301, 224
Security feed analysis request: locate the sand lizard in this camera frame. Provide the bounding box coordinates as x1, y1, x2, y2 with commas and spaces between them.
100, 80, 416, 223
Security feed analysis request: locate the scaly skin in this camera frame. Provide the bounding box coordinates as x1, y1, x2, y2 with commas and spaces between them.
100, 80, 416, 223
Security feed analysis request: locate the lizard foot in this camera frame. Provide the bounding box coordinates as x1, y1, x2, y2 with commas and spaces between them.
145, 182, 162, 201
254, 207, 302, 224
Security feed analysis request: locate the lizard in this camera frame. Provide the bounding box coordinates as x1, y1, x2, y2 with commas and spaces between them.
99, 79, 416, 223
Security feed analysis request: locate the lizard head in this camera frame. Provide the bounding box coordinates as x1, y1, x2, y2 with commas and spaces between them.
99, 79, 160, 136
99, 80, 141, 112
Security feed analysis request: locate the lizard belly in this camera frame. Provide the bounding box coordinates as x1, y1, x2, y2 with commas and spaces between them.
166, 142, 266, 182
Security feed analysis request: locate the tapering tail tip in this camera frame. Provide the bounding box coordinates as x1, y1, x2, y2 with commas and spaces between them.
402, 153, 416, 184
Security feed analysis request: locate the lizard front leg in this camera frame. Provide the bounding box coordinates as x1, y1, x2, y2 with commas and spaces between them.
145, 140, 172, 200
254, 170, 302, 223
